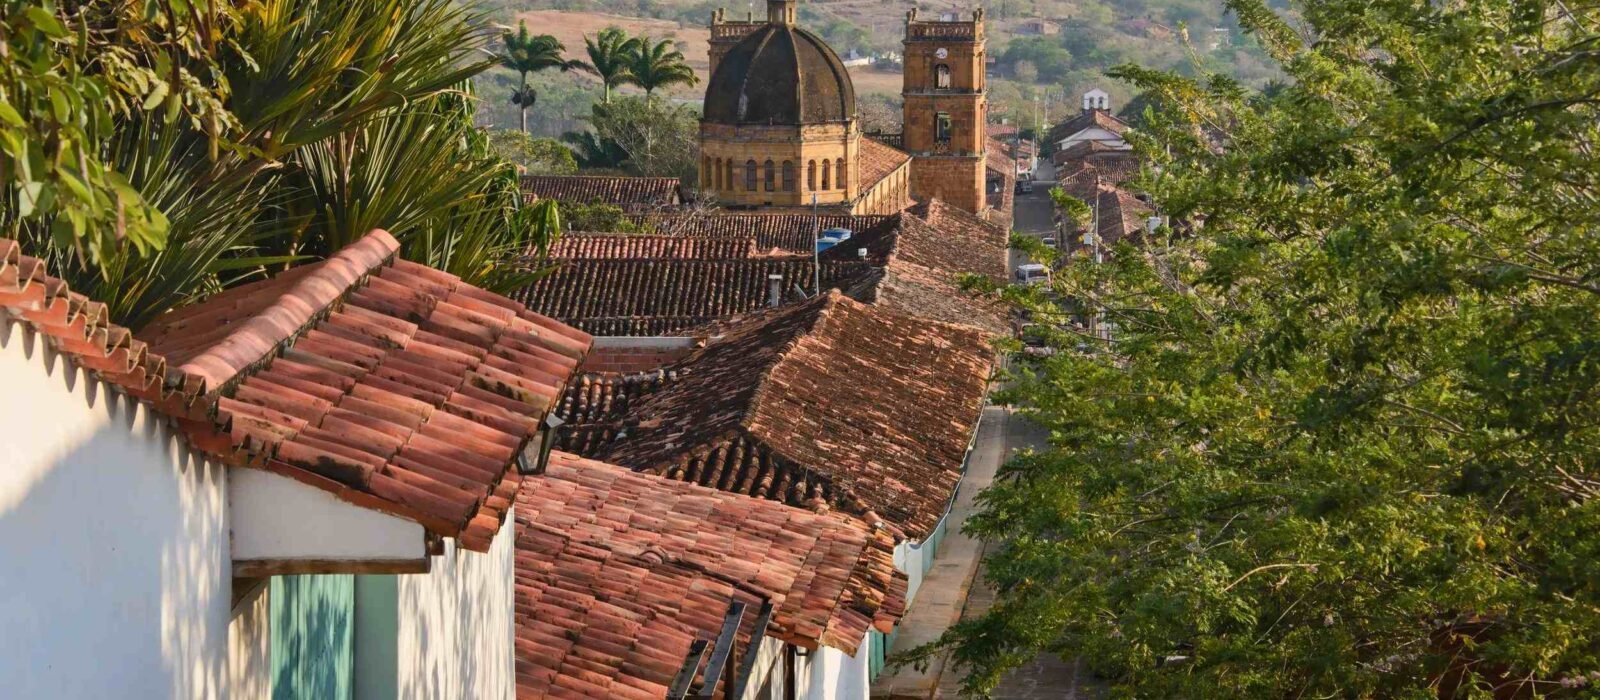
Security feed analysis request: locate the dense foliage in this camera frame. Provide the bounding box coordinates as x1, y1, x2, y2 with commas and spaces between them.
932, 0, 1600, 697
2, 0, 557, 327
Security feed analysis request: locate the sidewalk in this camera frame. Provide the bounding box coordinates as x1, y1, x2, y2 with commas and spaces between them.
871, 406, 1015, 699
873, 406, 1105, 699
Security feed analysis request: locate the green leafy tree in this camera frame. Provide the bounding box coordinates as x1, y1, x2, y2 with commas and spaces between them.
575, 27, 641, 103
925, 0, 1600, 697
586, 96, 699, 180
0, 1, 237, 267
3, 0, 547, 326
500, 22, 580, 134
627, 37, 697, 98
488, 130, 578, 175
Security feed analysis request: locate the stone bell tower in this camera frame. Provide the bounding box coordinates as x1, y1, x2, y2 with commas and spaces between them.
902, 8, 988, 213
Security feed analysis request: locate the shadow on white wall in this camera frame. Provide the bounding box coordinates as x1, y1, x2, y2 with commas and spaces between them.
0, 321, 232, 700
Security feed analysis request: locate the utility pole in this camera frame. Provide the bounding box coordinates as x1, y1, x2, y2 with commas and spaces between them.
811, 193, 821, 296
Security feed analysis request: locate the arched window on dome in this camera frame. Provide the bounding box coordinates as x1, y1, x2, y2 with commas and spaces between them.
726, 160, 734, 191
807, 160, 817, 191
764, 159, 775, 191
821, 159, 831, 190
836, 158, 847, 190
935, 64, 952, 90
714, 158, 723, 189
782, 161, 796, 192
745, 159, 758, 190
703, 156, 712, 189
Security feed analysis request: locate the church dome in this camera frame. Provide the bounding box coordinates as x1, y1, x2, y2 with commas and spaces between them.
703, 23, 856, 126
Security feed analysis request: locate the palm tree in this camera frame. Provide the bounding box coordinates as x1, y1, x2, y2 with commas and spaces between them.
575, 28, 641, 103
500, 21, 580, 133
628, 38, 699, 98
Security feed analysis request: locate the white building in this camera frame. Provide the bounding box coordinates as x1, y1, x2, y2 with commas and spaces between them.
0, 231, 591, 699
1051, 89, 1133, 152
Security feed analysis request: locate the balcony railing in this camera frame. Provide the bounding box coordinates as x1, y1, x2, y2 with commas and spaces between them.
906, 23, 979, 40
711, 22, 762, 40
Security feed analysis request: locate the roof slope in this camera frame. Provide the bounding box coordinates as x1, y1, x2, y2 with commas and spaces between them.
623, 213, 899, 255
513, 452, 905, 698
133, 231, 593, 550
594, 291, 995, 541
549, 235, 759, 260
1047, 109, 1131, 144
516, 258, 870, 337
857, 137, 911, 195
520, 175, 681, 210
818, 201, 1012, 335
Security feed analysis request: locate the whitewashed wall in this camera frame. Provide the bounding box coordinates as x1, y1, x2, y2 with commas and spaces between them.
793, 633, 873, 700
397, 513, 516, 699
0, 321, 232, 699
230, 467, 424, 563
1058, 127, 1128, 149
228, 585, 272, 699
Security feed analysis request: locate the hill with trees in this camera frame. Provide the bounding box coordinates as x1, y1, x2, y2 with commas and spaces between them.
471, 0, 1283, 141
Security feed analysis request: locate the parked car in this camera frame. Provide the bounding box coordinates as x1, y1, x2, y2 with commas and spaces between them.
1015, 179, 1034, 195
1014, 263, 1051, 286
1040, 235, 1058, 248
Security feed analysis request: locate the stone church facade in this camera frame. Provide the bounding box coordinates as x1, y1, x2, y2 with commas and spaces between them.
697, 0, 991, 217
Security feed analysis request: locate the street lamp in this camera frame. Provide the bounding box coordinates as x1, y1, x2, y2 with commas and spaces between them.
516, 413, 566, 476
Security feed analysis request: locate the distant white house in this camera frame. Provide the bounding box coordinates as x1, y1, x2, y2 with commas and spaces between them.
1050, 89, 1133, 152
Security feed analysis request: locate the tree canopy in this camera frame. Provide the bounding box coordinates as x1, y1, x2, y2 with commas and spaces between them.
932, 0, 1600, 697
2, 0, 556, 327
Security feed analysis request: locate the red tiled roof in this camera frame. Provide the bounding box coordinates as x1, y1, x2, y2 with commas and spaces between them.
623, 213, 900, 255
0, 240, 203, 410
841, 262, 1011, 337
515, 258, 872, 337
512, 452, 905, 697
1047, 109, 1131, 145
134, 231, 592, 550
556, 369, 680, 455
551, 235, 761, 260
985, 139, 1017, 222
825, 202, 1008, 286
906, 200, 1010, 279
520, 175, 682, 211
590, 291, 996, 541
857, 137, 911, 195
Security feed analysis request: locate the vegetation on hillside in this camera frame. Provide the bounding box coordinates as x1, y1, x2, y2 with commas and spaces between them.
923, 0, 1600, 697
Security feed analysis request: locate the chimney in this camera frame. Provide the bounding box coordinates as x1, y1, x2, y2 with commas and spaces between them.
768, 273, 784, 307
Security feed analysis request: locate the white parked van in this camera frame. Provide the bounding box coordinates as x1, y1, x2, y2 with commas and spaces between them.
1014, 263, 1051, 286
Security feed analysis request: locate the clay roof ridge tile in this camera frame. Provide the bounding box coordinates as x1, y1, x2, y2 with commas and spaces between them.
173, 230, 401, 394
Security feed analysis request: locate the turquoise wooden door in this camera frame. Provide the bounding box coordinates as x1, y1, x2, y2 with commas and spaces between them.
271, 575, 355, 700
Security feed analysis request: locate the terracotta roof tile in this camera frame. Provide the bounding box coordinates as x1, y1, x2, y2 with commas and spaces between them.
515, 258, 872, 337
1046, 109, 1131, 145
577, 291, 995, 541
520, 175, 682, 211
2, 234, 591, 551
0, 240, 203, 412
857, 137, 911, 195
550, 235, 760, 260
136, 231, 593, 550
622, 213, 900, 255
514, 452, 905, 699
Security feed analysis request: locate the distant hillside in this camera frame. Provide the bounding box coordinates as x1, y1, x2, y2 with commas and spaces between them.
473, 0, 1280, 136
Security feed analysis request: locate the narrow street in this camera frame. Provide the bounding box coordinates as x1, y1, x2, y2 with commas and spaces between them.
874, 159, 1105, 699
